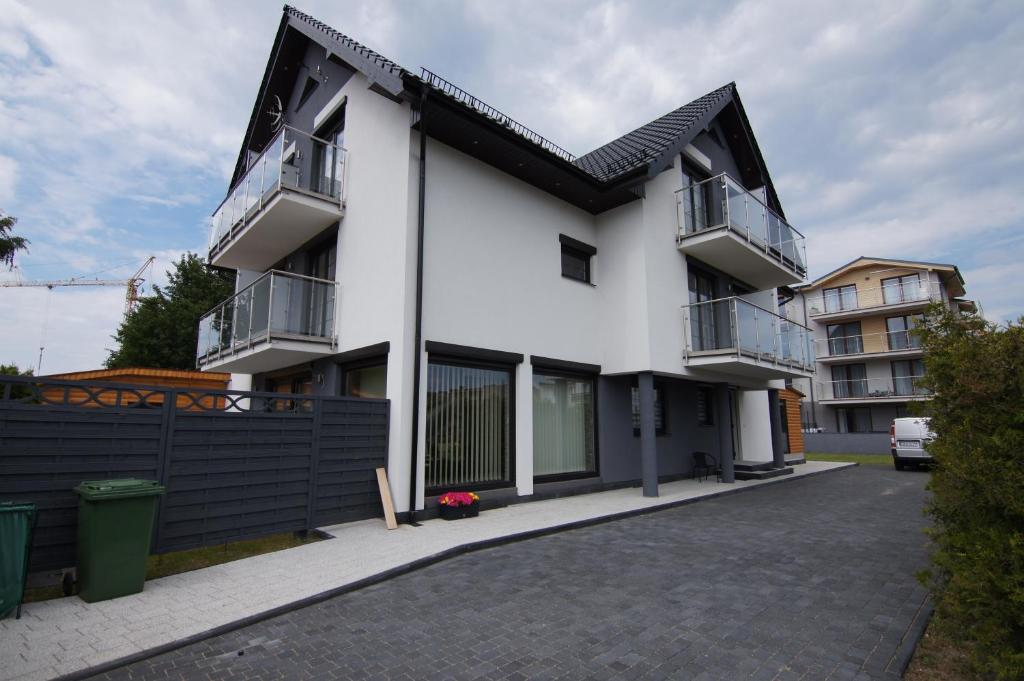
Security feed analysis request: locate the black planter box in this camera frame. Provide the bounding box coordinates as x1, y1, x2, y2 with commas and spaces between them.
438, 501, 480, 520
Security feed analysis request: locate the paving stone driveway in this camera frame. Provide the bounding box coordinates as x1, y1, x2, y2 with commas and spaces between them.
90, 466, 931, 681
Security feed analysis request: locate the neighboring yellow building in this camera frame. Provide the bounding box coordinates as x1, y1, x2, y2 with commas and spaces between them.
790, 257, 974, 445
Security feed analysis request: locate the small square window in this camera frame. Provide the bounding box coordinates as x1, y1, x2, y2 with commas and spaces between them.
559, 234, 596, 284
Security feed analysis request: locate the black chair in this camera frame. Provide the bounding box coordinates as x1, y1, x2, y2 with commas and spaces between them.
691, 451, 721, 482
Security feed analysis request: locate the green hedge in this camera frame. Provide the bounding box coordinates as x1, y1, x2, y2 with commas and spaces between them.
917, 305, 1024, 679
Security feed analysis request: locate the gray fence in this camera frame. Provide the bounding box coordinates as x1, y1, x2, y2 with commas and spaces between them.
0, 375, 389, 572
804, 432, 891, 455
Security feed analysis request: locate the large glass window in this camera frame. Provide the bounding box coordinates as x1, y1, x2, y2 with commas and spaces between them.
886, 314, 924, 350
826, 321, 863, 356
836, 407, 872, 433
425, 361, 511, 490
344, 363, 387, 399
688, 269, 717, 351
831, 364, 867, 398
532, 372, 596, 479
680, 165, 710, 234
823, 284, 858, 313
891, 359, 926, 396
881, 274, 922, 304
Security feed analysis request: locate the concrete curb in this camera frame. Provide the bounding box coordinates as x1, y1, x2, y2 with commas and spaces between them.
886, 593, 935, 677
59, 462, 857, 681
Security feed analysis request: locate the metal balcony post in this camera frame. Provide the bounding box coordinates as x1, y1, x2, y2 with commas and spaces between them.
266, 272, 275, 341
731, 299, 740, 360
753, 305, 760, 359
258, 152, 267, 211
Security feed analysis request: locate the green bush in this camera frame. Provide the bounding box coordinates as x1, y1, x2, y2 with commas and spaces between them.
917, 305, 1024, 679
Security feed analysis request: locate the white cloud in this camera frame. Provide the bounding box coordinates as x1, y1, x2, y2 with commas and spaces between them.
0, 154, 15, 205
0, 0, 1021, 381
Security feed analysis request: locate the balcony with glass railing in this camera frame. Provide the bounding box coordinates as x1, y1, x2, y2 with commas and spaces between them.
805, 280, 942, 320
813, 329, 923, 363
681, 296, 815, 379
208, 125, 347, 271
817, 375, 932, 403
675, 174, 807, 290
196, 270, 338, 374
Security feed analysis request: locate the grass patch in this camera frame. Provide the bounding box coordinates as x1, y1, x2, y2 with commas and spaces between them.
806, 452, 893, 466
22, 531, 322, 604
904, 616, 979, 681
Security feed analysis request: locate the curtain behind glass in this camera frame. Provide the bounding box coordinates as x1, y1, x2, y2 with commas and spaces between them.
533, 374, 595, 477
425, 362, 510, 489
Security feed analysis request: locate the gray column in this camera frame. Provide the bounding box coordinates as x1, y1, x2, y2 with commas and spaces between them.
715, 384, 735, 483
637, 372, 659, 497
768, 388, 786, 469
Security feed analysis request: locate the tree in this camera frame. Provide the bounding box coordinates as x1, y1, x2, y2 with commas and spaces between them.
916, 304, 1024, 679
106, 253, 234, 370
1, 363, 35, 400
0, 211, 29, 270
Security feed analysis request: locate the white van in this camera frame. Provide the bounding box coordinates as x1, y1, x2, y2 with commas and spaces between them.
890, 417, 935, 470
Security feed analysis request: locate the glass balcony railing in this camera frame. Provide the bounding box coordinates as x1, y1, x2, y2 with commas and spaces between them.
813, 329, 923, 357
806, 280, 942, 316
681, 296, 815, 371
208, 125, 347, 251
196, 270, 338, 365
819, 376, 931, 400
675, 173, 807, 277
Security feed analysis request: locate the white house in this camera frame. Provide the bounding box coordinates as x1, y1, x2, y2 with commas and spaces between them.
196, 6, 814, 520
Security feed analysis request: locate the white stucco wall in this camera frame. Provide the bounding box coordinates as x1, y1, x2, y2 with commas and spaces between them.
332, 73, 418, 511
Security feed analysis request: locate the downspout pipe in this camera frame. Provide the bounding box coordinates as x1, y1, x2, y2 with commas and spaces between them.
407, 90, 428, 525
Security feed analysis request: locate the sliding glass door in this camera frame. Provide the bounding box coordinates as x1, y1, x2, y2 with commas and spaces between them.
425, 361, 511, 490
533, 372, 596, 479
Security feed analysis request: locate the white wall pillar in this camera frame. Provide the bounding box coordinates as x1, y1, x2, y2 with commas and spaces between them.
516, 359, 534, 497
738, 389, 773, 462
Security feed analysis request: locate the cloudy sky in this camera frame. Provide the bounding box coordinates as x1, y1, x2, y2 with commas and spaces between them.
0, 0, 1021, 373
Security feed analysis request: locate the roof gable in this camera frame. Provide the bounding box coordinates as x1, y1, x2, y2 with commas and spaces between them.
573, 83, 786, 216
801, 256, 966, 294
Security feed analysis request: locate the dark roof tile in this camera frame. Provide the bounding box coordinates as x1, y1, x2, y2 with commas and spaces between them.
574, 83, 735, 182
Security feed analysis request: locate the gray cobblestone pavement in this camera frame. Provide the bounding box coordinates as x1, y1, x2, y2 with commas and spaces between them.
90, 466, 930, 680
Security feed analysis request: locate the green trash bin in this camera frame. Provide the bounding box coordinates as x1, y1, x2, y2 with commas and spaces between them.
73, 479, 165, 603
0, 501, 37, 619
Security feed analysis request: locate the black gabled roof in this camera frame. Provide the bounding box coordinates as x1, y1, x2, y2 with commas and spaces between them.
283, 6, 406, 97
574, 83, 735, 182
230, 7, 786, 215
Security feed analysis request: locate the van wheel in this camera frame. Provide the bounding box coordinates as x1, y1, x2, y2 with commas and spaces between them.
894, 460, 905, 471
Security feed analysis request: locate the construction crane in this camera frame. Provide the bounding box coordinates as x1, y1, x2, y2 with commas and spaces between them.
0, 256, 156, 372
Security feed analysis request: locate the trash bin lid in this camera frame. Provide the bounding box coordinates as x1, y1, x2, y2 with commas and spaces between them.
73, 479, 166, 500
0, 501, 36, 515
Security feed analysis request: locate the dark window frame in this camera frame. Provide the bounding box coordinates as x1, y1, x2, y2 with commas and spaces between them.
885, 313, 924, 351
559, 234, 596, 284
822, 284, 859, 313
835, 406, 873, 433
341, 355, 388, 399
424, 354, 517, 495
631, 380, 667, 437
531, 366, 600, 484
880, 273, 922, 305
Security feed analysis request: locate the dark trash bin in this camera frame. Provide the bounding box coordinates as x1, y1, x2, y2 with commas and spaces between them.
0, 501, 37, 619
73, 479, 165, 603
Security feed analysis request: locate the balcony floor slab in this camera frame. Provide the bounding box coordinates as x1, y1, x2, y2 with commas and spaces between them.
676, 226, 805, 289
210, 190, 343, 272
198, 337, 336, 374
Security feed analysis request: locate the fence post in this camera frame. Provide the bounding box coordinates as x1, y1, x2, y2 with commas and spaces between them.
151, 389, 177, 552
305, 397, 324, 531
